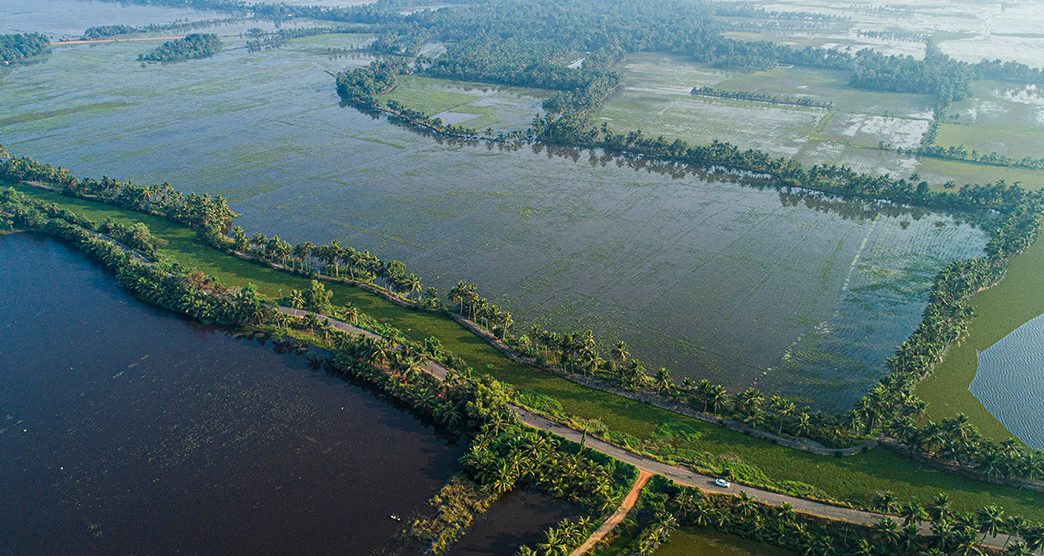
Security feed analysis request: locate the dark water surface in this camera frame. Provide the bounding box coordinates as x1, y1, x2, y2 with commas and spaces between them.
0, 5, 987, 407
0, 233, 464, 555
448, 490, 582, 556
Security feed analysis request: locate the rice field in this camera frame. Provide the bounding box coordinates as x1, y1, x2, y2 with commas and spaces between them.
380, 74, 550, 131
597, 53, 936, 179
0, 26, 988, 409
936, 81, 1044, 161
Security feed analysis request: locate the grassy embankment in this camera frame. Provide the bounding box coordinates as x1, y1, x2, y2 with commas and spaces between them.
918, 232, 1044, 442
8, 180, 1044, 520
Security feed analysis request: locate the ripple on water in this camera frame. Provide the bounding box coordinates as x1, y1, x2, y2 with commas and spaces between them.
969, 312, 1044, 449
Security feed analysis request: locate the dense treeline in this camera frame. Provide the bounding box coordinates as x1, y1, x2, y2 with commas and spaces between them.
0, 33, 50, 64
244, 27, 334, 52
138, 33, 222, 63
0, 190, 265, 327
83, 17, 242, 40
618, 476, 1044, 556
0, 154, 237, 240
691, 86, 832, 108
9, 149, 1044, 485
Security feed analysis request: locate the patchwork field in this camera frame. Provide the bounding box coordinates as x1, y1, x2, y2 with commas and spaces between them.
0, 32, 989, 409
936, 81, 1044, 161
597, 53, 936, 178
380, 74, 550, 131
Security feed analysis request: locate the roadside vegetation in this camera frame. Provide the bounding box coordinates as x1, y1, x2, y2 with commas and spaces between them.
3, 152, 1044, 523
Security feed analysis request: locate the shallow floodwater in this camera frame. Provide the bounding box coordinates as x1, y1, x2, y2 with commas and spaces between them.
969, 312, 1044, 449
0, 9, 988, 407
0, 233, 464, 554
0, 0, 223, 38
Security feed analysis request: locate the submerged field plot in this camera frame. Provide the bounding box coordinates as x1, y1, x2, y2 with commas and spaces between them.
0, 26, 988, 408
597, 53, 934, 179
380, 74, 551, 132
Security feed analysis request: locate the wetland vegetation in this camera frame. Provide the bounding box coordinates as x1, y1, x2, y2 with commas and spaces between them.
5, 0, 1044, 553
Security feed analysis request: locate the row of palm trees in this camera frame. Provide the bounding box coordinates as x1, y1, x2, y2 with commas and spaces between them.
447, 281, 514, 339
518, 328, 847, 446
234, 229, 429, 301
1, 193, 268, 328
647, 478, 1044, 556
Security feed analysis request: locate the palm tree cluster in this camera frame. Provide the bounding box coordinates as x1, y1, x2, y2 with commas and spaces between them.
0, 33, 49, 64
237, 230, 428, 301
520, 329, 850, 446
2, 191, 267, 327
643, 477, 1044, 556
447, 281, 514, 339
0, 154, 238, 239
461, 423, 619, 511
515, 516, 594, 556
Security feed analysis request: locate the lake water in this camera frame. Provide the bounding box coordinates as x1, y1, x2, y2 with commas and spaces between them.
0, 4, 988, 407
0, 0, 224, 38
969, 312, 1044, 449
0, 233, 466, 554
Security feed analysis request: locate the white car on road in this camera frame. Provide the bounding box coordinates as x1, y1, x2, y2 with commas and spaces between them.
714, 478, 731, 488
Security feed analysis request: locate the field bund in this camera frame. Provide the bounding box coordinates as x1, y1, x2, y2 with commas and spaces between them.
0, 27, 992, 408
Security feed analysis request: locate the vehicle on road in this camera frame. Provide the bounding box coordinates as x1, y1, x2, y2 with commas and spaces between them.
714, 478, 731, 488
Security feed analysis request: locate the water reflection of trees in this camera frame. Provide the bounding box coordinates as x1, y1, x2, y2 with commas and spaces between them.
422, 129, 990, 228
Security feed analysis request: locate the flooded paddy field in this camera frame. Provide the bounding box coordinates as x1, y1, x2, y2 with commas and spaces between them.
381, 74, 550, 132
0, 0, 224, 38
746, 0, 1044, 67
0, 232, 465, 554
598, 53, 935, 178
937, 81, 1044, 161
0, 16, 990, 407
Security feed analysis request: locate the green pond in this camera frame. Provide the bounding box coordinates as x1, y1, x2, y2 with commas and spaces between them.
0, 10, 988, 408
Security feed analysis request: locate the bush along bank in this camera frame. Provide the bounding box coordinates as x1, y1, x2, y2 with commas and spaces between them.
1, 186, 640, 556
607, 475, 1044, 556
4, 149, 1043, 491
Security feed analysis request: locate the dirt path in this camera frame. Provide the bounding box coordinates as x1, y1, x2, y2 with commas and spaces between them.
570, 470, 653, 556
51, 36, 184, 46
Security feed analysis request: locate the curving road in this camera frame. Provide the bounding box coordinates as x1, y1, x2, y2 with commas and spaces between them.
276, 307, 1017, 551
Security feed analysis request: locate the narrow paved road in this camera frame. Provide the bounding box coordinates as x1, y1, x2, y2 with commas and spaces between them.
570, 470, 652, 556
277, 306, 1017, 551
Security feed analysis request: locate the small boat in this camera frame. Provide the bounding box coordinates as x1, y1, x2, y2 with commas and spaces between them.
389, 514, 401, 522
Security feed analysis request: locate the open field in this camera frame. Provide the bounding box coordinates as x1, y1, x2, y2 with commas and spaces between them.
380, 74, 550, 131
654, 528, 794, 556
598, 54, 828, 157
0, 38, 989, 409
9, 181, 1044, 520
918, 234, 1044, 444
936, 81, 1044, 161
919, 158, 1044, 191
597, 53, 937, 178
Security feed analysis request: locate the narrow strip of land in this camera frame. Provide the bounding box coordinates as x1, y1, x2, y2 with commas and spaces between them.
278, 307, 1016, 551
570, 470, 652, 556
51, 36, 185, 46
